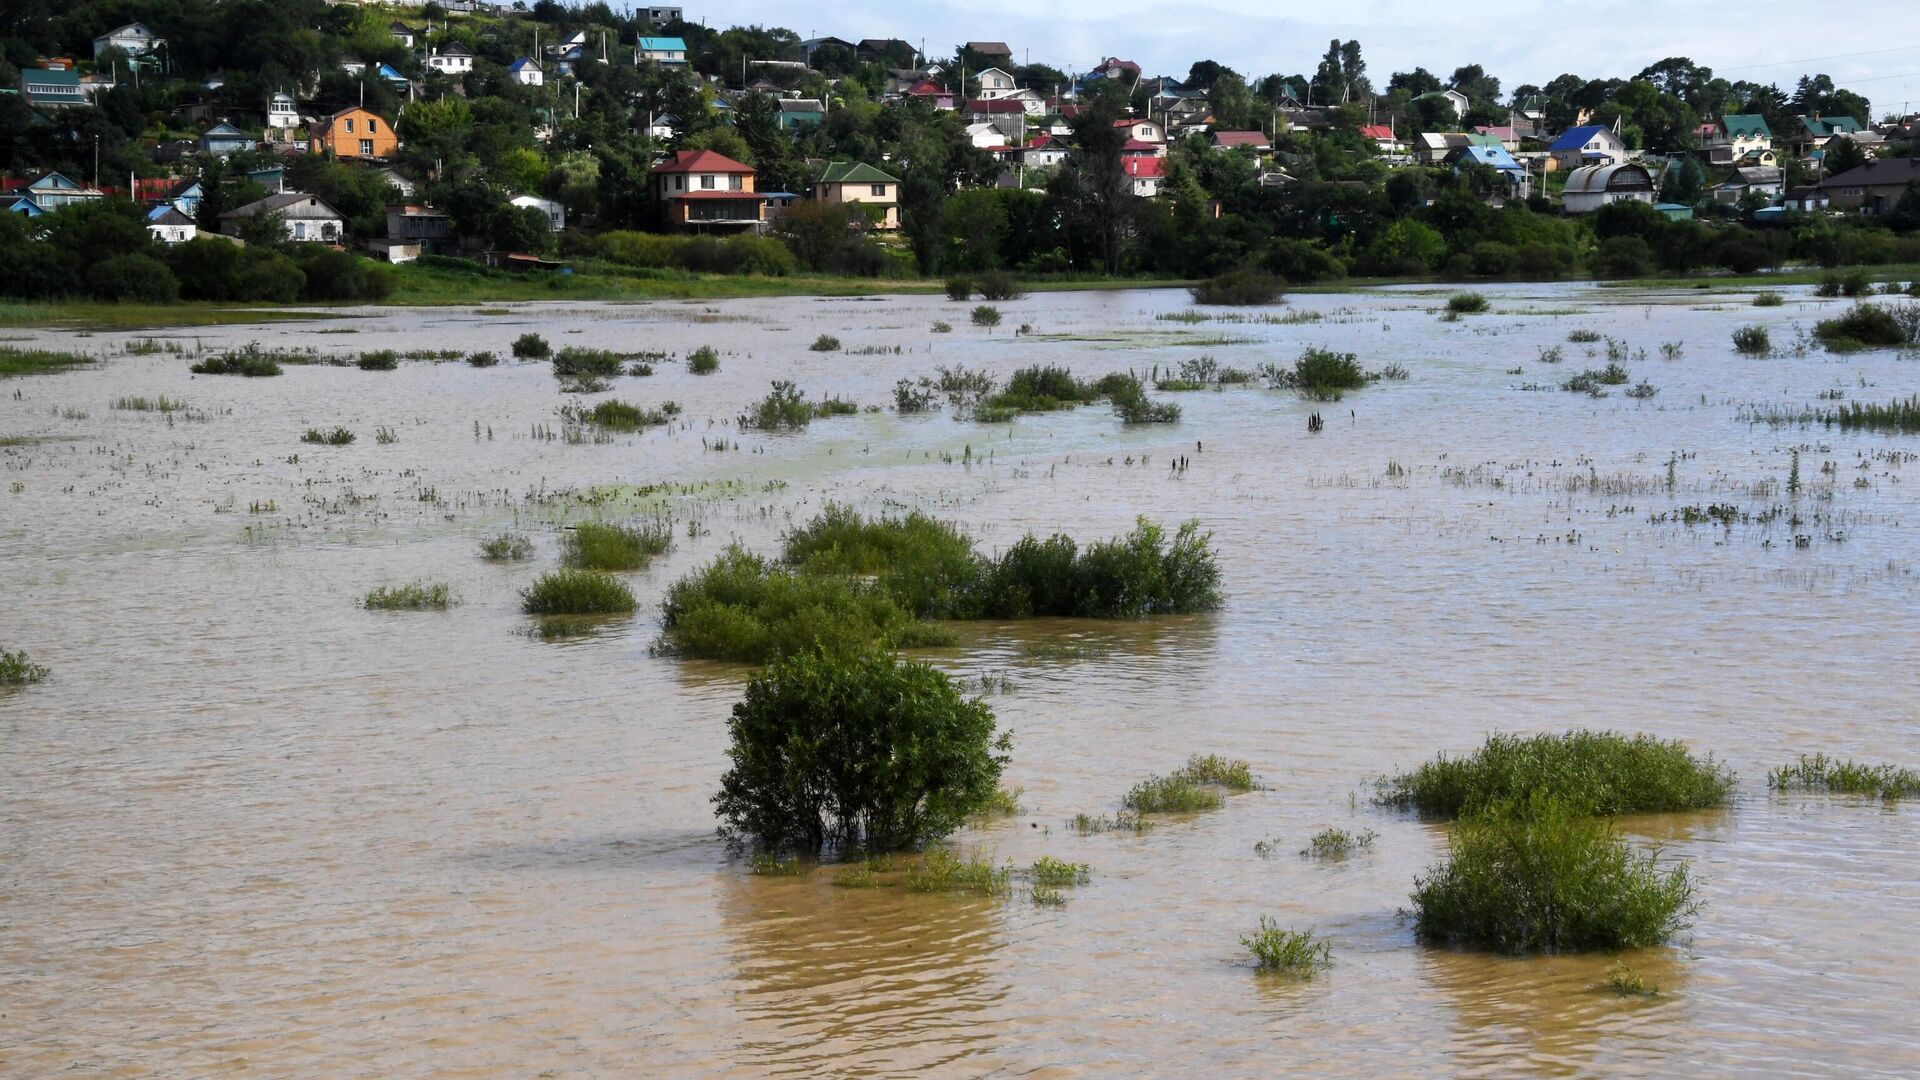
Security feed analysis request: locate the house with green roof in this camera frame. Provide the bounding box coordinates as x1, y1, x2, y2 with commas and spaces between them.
21, 68, 85, 109
1787, 114, 1863, 159
812, 162, 901, 230
1704, 114, 1773, 165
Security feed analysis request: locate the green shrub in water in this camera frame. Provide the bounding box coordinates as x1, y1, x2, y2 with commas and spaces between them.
1812, 304, 1910, 350
944, 276, 973, 301
1379, 730, 1735, 818
810, 334, 842, 352
521, 569, 636, 615
1189, 269, 1284, 305
1447, 292, 1490, 314
713, 648, 1009, 853
479, 533, 534, 560
363, 581, 454, 610
1769, 753, 1920, 800
552, 347, 627, 380
1410, 792, 1701, 953
1731, 325, 1771, 355
563, 521, 673, 571
971, 304, 1002, 327
659, 547, 954, 663
971, 518, 1223, 619
687, 346, 720, 374
1752, 292, 1785, 307
1242, 918, 1332, 976
0, 648, 49, 685
356, 350, 398, 371
511, 332, 550, 359
190, 345, 282, 376
782, 503, 979, 619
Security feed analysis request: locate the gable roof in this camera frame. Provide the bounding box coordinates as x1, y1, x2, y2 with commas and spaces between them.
651, 149, 754, 174
965, 98, 1025, 113
147, 206, 194, 227
1122, 157, 1165, 178
1818, 156, 1920, 189
1211, 130, 1269, 148
1451, 144, 1525, 173
508, 58, 538, 72
637, 37, 688, 51
1549, 124, 1616, 151
965, 41, 1012, 55
1359, 124, 1395, 141
221, 192, 343, 220
817, 161, 900, 185
1801, 114, 1863, 136
1722, 113, 1771, 139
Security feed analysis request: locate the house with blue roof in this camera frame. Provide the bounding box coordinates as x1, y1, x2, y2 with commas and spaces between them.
375, 63, 408, 88
198, 121, 253, 158
1549, 124, 1626, 172
2, 195, 47, 218
637, 37, 688, 66
1448, 144, 1530, 197
508, 58, 543, 86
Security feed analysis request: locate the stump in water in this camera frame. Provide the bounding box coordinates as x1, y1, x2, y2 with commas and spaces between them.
1307, 412, 1323, 432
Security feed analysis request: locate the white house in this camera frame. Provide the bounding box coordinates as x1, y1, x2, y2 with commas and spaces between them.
508, 58, 543, 86
974, 67, 1017, 96
1562, 162, 1654, 213
93, 23, 164, 60
340, 55, 367, 77
1549, 124, 1628, 172
425, 44, 472, 75
1115, 117, 1165, 143
145, 206, 197, 244
636, 36, 688, 66
963, 121, 1005, 150
1123, 156, 1165, 197
510, 194, 565, 232
219, 192, 345, 243
267, 92, 301, 129
390, 22, 417, 49
1415, 88, 1470, 121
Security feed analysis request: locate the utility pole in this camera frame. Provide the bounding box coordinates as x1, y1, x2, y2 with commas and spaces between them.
92, 136, 99, 189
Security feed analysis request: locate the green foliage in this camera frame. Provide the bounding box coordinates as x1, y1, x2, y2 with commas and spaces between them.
975, 271, 1025, 301
659, 547, 952, 663
1446, 291, 1490, 314
301, 426, 356, 445
687, 346, 720, 374
567, 398, 679, 431
1241, 919, 1333, 976
190, 345, 283, 377
1190, 270, 1284, 305
1122, 775, 1224, 813
945, 276, 973, 300
1812, 304, 1911, 350
356, 350, 398, 371
747, 852, 805, 876
1304, 827, 1378, 858
1380, 730, 1736, 818
466, 351, 500, 368
1106, 373, 1182, 423
1173, 754, 1257, 790
479, 533, 534, 561
971, 304, 1002, 327
1769, 753, 1920, 800
739, 380, 817, 431
511, 333, 551, 359
0, 347, 91, 378
1731, 326, 1771, 355
552, 347, 628, 381
1819, 396, 1920, 433
906, 849, 1012, 894
713, 649, 1009, 854
971, 519, 1223, 619
363, 581, 454, 610
1753, 292, 1785, 307
88, 254, 180, 303
1263, 347, 1370, 400
1410, 793, 1701, 953
0, 648, 49, 685
563, 521, 673, 571
810, 334, 842, 352
782, 503, 978, 619
521, 570, 637, 615
1027, 856, 1090, 887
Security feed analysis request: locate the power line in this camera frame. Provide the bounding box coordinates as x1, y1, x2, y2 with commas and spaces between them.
1718, 45, 1920, 74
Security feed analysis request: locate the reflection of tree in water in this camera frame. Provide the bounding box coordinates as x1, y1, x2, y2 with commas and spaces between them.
1420, 946, 1692, 1074
716, 870, 1011, 1075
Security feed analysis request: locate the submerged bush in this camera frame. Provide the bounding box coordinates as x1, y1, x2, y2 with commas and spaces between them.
1106, 374, 1182, 423
1241, 919, 1332, 976
782, 503, 978, 618
1447, 292, 1490, 314
971, 518, 1223, 619
1752, 292, 1785, 307
0, 648, 49, 685
1291, 347, 1368, 400
363, 581, 454, 610
971, 304, 1002, 327
1812, 304, 1911, 350
975, 270, 1025, 301
1190, 269, 1284, 305
810, 334, 842, 352
479, 533, 534, 560
944, 276, 973, 301
190, 345, 282, 377
521, 569, 636, 615
466, 350, 500, 368
567, 398, 678, 431
687, 346, 720, 374
713, 648, 1009, 853
1731, 325, 1771, 355
739, 380, 815, 431
659, 547, 953, 663
1380, 730, 1735, 818
0, 347, 92, 378
552, 347, 627, 381
1769, 753, 1920, 800
1122, 774, 1223, 813
1411, 793, 1701, 953
563, 521, 672, 571
1820, 396, 1920, 433
356, 350, 398, 371
301, 426, 355, 445
511, 333, 550, 359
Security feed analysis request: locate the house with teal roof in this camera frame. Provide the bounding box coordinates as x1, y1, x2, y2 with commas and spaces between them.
1788, 114, 1862, 158
1704, 114, 1773, 165
636, 37, 688, 66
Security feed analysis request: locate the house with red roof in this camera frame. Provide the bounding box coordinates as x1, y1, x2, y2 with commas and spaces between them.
1360, 123, 1406, 158
1123, 156, 1165, 197
651, 149, 763, 231
902, 79, 955, 110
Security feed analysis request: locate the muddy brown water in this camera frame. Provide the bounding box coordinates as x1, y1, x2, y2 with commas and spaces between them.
4, 284, 1919, 1076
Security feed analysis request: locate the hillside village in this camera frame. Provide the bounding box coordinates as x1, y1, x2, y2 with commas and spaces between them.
3, 0, 1918, 303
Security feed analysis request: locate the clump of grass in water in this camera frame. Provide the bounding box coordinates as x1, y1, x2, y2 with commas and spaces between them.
563, 520, 673, 571
356, 350, 398, 371
511, 332, 550, 359
1189, 269, 1284, 305
190, 344, 282, 377
480, 533, 534, 561
809, 334, 841, 352
1568, 329, 1603, 343
971, 305, 1002, 328
974, 785, 1025, 818
566, 398, 680, 432
739, 380, 815, 431
930, 320, 953, 333
1303, 827, 1378, 858
1379, 730, 1735, 818
1752, 292, 1785, 307
1027, 856, 1090, 887
1411, 792, 1700, 953
1819, 397, 1920, 433
1174, 754, 1257, 790
687, 345, 719, 374
0, 648, 50, 685
1070, 811, 1152, 834
1732, 326, 1771, 355
748, 852, 806, 876
1769, 753, 1920, 800
1602, 962, 1658, 996
552, 347, 628, 383
301, 426, 355, 445
466, 351, 499, 368
1106, 373, 1182, 424
364, 581, 455, 610
1241, 919, 1332, 976
1447, 292, 1490, 315
906, 849, 1009, 895
1813, 304, 1916, 351
1123, 775, 1223, 813
0, 346, 93, 378
112, 395, 188, 413
522, 570, 636, 615
1260, 347, 1371, 401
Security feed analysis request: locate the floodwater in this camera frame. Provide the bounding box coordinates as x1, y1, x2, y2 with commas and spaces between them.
4, 282, 1919, 1076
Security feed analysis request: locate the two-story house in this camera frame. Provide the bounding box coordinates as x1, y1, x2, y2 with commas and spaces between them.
812, 162, 901, 230
652, 149, 762, 231
21, 68, 86, 109
313, 107, 397, 160
1704, 114, 1774, 166
92, 22, 164, 59
636, 36, 689, 66
267, 92, 301, 129
1548, 124, 1627, 171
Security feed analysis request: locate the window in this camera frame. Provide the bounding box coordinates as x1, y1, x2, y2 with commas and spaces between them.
674, 176, 684, 190
729, 175, 742, 191
361, 139, 373, 156
293, 221, 307, 239
871, 184, 887, 197
701, 175, 715, 189
368, 120, 378, 133
346, 118, 355, 132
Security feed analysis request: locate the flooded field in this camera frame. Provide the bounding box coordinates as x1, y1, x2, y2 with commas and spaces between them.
4, 282, 1919, 1075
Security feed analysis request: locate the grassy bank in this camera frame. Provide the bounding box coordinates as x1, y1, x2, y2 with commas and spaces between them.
0, 300, 346, 331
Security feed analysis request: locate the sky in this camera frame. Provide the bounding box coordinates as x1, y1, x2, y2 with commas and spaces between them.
685, 0, 1920, 119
